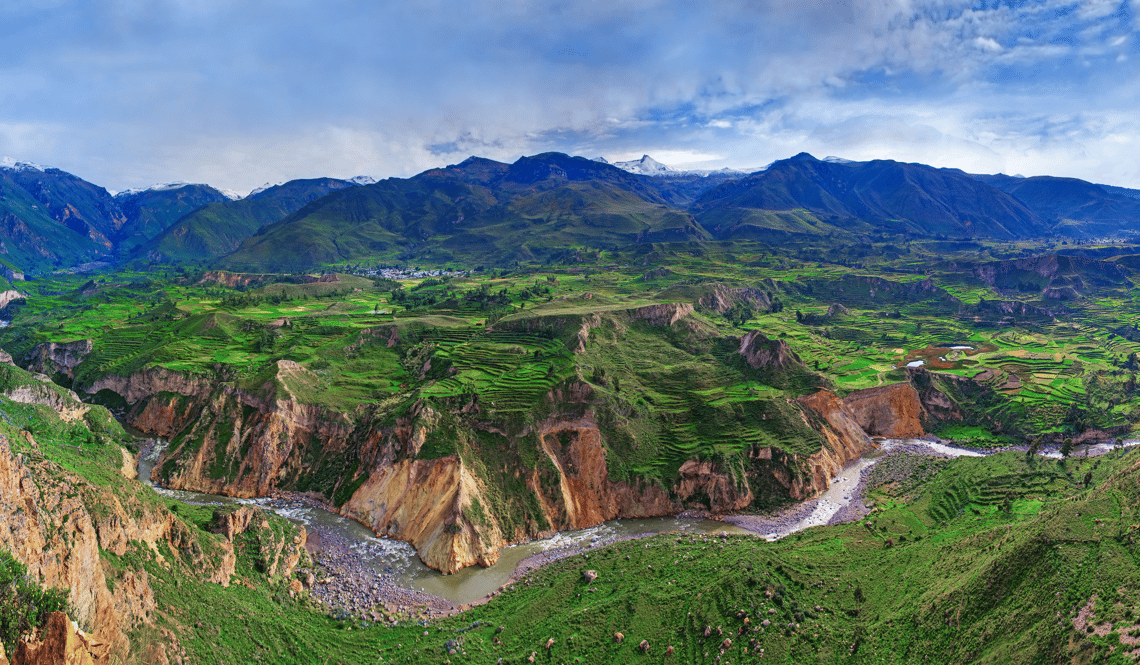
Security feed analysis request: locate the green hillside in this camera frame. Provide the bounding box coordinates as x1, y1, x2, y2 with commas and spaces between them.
137, 178, 356, 263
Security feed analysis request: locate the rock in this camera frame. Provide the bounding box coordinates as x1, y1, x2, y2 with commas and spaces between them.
11, 612, 108, 665
582, 569, 599, 583
722, 638, 732, 649
703, 626, 712, 638
639, 640, 650, 653
841, 383, 926, 438
613, 632, 624, 643
738, 331, 805, 372
666, 645, 674, 656
545, 638, 554, 650
527, 652, 536, 663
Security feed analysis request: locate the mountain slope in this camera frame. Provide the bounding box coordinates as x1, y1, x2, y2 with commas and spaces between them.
114, 183, 230, 252
218, 153, 709, 271
137, 178, 357, 263
976, 173, 1140, 237
0, 168, 112, 271
1, 163, 123, 249
694, 154, 1048, 240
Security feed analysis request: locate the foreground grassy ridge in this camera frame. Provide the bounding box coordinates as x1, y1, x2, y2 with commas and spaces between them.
126, 448, 1140, 664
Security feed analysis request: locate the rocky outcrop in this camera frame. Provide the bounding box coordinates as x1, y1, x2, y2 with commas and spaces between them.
906, 367, 968, 425
11, 612, 109, 665
841, 383, 926, 438
27, 340, 92, 380
86, 366, 213, 406
0, 290, 24, 313
340, 455, 502, 575
738, 331, 805, 372
675, 460, 752, 510
0, 437, 176, 660
538, 417, 677, 525
794, 391, 876, 499
627, 302, 694, 327
0, 428, 302, 660
696, 284, 772, 314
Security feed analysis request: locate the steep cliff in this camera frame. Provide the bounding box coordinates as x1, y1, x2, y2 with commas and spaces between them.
794, 391, 876, 498
62, 302, 885, 575
841, 382, 926, 438
26, 339, 92, 381
0, 358, 308, 660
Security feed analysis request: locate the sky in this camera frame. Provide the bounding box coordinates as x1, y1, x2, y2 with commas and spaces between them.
1, 0, 1139, 194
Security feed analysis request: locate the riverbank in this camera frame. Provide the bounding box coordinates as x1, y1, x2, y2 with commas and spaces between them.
171, 434, 1140, 625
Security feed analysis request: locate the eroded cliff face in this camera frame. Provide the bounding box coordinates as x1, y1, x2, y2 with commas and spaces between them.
841, 382, 926, 438
0, 289, 25, 313
0, 432, 306, 662
0, 439, 182, 660
88, 363, 355, 498
738, 331, 804, 372
792, 391, 876, 500
341, 455, 502, 575
27, 340, 93, 381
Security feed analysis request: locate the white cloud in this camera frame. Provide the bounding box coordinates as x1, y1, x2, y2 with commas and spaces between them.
0, 0, 1135, 190
974, 37, 1002, 53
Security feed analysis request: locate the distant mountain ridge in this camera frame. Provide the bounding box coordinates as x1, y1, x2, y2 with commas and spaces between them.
139, 177, 361, 264
691, 152, 1047, 240
2, 151, 1140, 273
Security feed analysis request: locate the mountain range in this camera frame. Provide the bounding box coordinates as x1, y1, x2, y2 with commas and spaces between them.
3, 152, 1140, 273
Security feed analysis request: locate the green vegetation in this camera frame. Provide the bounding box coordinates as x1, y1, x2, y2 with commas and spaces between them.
0, 551, 69, 655
96, 447, 1140, 664
5, 227, 1140, 661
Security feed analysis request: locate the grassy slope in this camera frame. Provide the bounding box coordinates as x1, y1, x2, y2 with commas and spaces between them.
117, 447, 1140, 664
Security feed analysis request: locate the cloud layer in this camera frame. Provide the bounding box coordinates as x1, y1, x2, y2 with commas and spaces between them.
0, 0, 1137, 192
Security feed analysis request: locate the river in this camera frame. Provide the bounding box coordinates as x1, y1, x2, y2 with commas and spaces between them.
136, 438, 747, 606
134, 434, 1140, 607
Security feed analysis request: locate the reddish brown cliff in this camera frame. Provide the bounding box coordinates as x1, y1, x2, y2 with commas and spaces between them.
841, 382, 927, 438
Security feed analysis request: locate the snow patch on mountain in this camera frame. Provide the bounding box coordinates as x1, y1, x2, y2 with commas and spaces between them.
613, 154, 676, 175
349, 175, 377, 185
114, 182, 194, 198
248, 182, 283, 198
220, 189, 244, 201
0, 157, 45, 172
595, 153, 750, 177
823, 156, 857, 164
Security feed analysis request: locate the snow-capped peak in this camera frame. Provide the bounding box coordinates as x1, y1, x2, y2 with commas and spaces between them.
0, 156, 45, 172
593, 157, 610, 164
613, 154, 676, 176
349, 175, 376, 186
823, 156, 856, 164
248, 181, 283, 198
114, 182, 194, 198
220, 188, 244, 201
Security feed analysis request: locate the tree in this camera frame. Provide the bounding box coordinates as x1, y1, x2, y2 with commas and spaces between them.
1060, 437, 1074, 458
725, 301, 755, 327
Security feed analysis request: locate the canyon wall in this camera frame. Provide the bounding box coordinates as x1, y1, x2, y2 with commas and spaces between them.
841, 382, 926, 438
55, 303, 942, 576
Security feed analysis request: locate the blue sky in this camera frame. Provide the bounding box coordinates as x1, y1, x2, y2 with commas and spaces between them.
1, 0, 1138, 194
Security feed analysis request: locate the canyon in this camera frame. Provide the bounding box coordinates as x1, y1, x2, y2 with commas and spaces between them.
20, 310, 959, 575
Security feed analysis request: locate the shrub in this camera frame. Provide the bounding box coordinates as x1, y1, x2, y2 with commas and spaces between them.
0, 550, 69, 653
